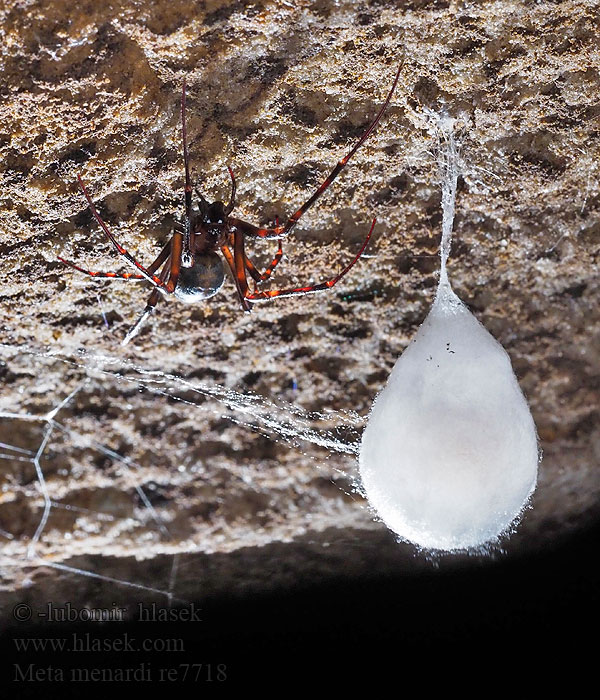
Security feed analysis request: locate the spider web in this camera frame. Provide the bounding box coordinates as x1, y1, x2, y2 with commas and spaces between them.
0, 339, 368, 613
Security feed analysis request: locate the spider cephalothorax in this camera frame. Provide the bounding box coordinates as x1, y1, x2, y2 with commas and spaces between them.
59, 64, 401, 344
187, 195, 233, 254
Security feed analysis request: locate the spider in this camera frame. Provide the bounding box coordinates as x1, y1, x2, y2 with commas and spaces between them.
59, 65, 401, 345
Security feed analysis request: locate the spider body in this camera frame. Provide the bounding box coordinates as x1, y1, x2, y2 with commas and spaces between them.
59, 64, 401, 344
174, 253, 225, 303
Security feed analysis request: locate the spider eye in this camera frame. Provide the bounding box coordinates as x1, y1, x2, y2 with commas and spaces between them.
174, 253, 225, 303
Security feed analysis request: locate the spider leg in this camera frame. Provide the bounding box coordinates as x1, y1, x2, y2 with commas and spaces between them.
236, 215, 283, 287
229, 64, 401, 241
181, 83, 194, 267
77, 175, 172, 291
230, 224, 259, 312
242, 253, 261, 284
244, 241, 284, 287
255, 215, 283, 282
165, 229, 184, 293
57, 259, 147, 280
221, 244, 253, 312
245, 218, 375, 301
122, 249, 173, 346
146, 239, 173, 275
121, 289, 160, 346
225, 166, 237, 215
260, 241, 284, 281
58, 237, 172, 282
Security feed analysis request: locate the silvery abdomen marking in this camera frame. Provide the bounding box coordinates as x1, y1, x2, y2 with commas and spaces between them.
174, 253, 225, 303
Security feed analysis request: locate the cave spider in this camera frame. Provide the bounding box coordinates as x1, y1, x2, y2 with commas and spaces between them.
59, 65, 401, 345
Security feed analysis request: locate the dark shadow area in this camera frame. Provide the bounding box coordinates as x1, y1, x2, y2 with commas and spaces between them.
2, 520, 597, 687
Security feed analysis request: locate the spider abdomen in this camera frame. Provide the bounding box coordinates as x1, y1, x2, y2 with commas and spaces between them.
174, 253, 225, 303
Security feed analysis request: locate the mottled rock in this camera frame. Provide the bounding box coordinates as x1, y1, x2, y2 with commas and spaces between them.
0, 0, 598, 617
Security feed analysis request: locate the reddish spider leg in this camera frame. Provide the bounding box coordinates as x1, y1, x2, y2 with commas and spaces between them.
181, 83, 236, 260
122, 249, 174, 345
59, 171, 185, 344
58, 238, 172, 282
228, 218, 376, 303
230, 62, 401, 242
181, 82, 193, 267
193, 165, 236, 215
245, 240, 283, 287
224, 64, 400, 306
225, 165, 237, 214
243, 216, 284, 288
58, 237, 174, 346
250, 219, 376, 300
220, 235, 283, 308
60, 175, 182, 293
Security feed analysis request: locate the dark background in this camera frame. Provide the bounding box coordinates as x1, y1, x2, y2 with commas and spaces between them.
2, 520, 597, 687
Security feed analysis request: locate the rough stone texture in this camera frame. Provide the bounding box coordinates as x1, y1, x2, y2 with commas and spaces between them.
0, 0, 598, 619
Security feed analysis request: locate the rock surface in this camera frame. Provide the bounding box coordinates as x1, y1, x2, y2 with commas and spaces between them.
0, 0, 598, 618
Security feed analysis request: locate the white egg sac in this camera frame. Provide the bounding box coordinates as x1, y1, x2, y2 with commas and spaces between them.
359, 281, 539, 551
